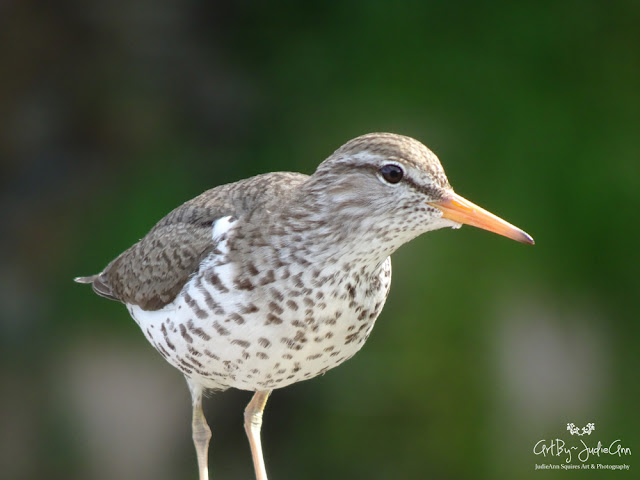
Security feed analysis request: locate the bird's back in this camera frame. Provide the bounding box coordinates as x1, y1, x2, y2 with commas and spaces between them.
76, 171, 309, 310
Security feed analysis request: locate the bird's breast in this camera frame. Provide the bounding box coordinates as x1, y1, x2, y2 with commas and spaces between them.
129, 247, 392, 391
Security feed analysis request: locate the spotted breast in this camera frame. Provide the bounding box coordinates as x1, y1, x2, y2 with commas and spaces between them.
130, 211, 392, 391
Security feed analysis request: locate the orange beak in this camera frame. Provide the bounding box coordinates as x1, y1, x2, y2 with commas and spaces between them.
428, 193, 534, 245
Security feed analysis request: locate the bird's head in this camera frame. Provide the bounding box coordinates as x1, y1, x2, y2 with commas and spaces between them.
305, 132, 534, 248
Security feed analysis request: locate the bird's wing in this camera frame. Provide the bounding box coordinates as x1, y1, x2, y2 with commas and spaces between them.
75, 172, 309, 311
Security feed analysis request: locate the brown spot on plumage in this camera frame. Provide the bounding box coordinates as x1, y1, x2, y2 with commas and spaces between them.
268, 302, 284, 315
206, 271, 229, 293
234, 277, 255, 291
345, 333, 359, 344
203, 349, 219, 360
259, 270, 276, 285
227, 313, 245, 325
346, 284, 356, 300
198, 283, 225, 315
246, 262, 259, 276
187, 319, 212, 341
161, 324, 176, 351
241, 303, 259, 314
265, 313, 283, 325
187, 345, 202, 357
269, 287, 284, 303
212, 321, 230, 336
184, 293, 208, 319
179, 324, 193, 343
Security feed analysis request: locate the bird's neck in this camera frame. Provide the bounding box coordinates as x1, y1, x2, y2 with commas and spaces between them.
259, 184, 405, 271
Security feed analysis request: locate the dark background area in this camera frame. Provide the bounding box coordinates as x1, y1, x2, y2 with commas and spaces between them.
1, 1, 638, 479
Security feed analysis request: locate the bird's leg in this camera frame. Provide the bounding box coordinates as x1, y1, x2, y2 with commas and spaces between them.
188, 381, 211, 480
244, 390, 272, 480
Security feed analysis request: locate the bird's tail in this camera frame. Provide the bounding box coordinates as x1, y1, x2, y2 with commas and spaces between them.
74, 273, 119, 302
74, 275, 99, 284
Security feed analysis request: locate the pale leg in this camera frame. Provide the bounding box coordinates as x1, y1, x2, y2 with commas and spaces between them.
244, 390, 272, 480
188, 380, 211, 480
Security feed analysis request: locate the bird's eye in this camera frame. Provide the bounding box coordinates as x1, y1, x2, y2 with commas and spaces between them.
380, 164, 404, 184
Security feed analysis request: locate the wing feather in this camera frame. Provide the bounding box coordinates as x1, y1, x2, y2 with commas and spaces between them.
75, 172, 308, 310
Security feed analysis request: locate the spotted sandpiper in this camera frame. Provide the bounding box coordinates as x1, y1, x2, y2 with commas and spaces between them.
76, 132, 533, 480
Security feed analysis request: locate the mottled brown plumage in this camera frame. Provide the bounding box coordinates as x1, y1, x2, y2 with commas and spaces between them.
78, 172, 308, 310
75, 132, 533, 480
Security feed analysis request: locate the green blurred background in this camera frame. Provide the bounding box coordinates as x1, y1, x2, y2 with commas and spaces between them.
1, 1, 638, 479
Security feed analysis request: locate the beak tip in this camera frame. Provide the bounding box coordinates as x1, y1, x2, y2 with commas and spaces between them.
519, 230, 535, 245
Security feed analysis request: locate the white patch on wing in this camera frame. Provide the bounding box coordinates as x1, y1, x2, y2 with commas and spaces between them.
211, 215, 235, 252
206, 215, 237, 289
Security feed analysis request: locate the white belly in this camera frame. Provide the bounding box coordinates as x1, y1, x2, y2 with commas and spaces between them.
128, 256, 392, 392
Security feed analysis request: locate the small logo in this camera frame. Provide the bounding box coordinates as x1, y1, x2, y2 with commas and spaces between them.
567, 422, 595, 436
533, 422, 631, 471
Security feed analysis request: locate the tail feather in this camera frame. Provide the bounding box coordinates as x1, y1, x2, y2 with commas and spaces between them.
74, 275, 98, 284
74, 273, 120, 302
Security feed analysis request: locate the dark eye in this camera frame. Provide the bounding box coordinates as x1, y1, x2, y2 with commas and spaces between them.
380, 164, 404, 184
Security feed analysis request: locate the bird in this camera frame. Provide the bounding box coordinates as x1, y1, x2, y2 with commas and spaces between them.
75, 132, 534, 480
